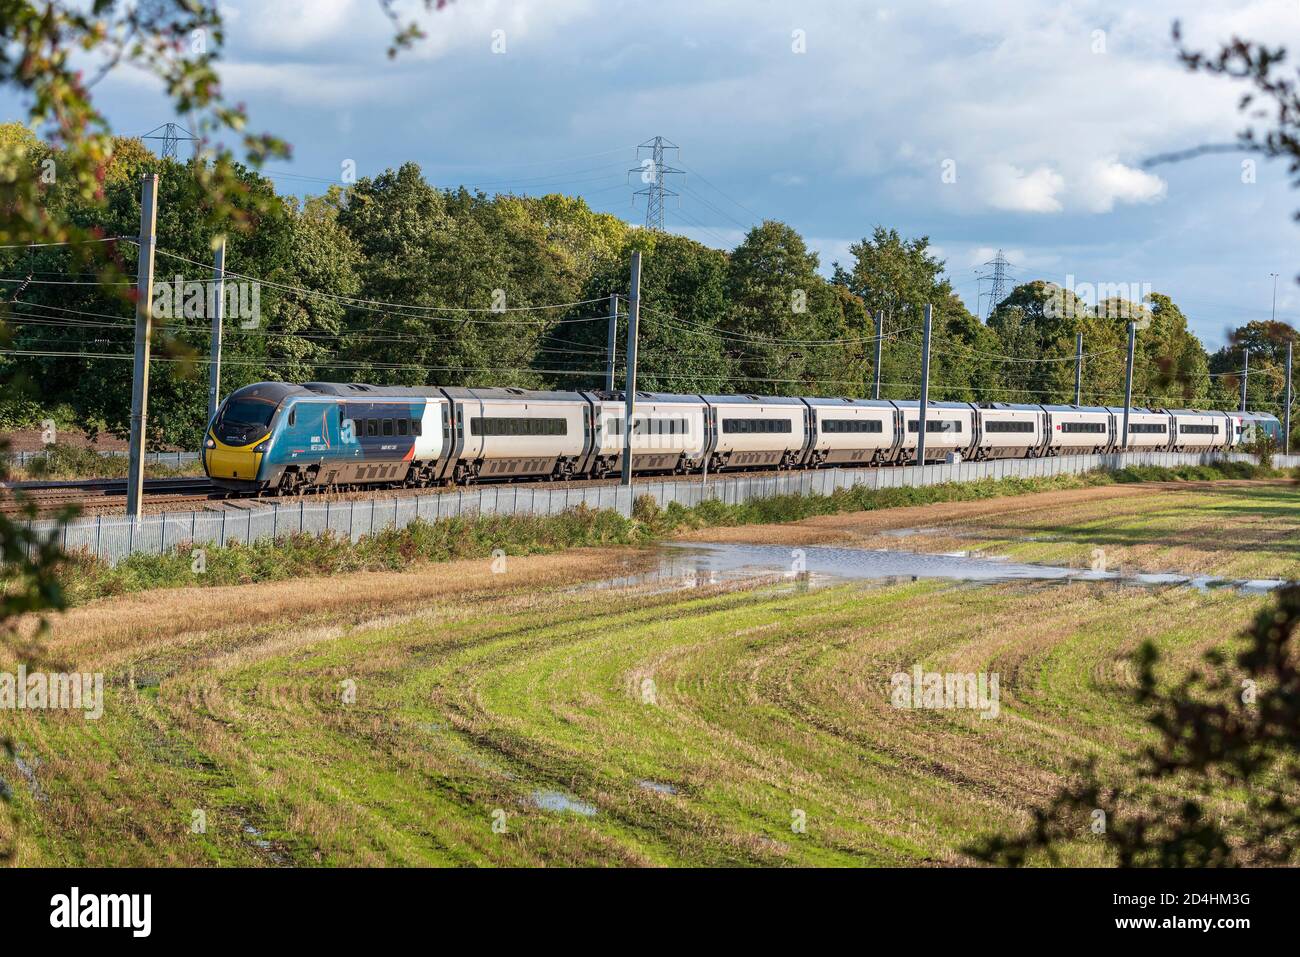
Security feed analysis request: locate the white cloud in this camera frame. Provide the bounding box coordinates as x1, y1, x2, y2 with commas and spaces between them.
983, 164, 1066, 214
1079, 160, 1167, 212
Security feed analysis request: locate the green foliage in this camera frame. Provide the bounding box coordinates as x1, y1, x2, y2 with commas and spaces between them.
1247, 430, 1277, 469
60, 510, 656, 602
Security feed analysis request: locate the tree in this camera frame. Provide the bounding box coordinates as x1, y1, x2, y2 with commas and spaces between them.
725, 221, 866, 396
1209, 320, 1296, 417
547, 231, 732, 394
834, 228, 959, 401
0, 0, 451, 850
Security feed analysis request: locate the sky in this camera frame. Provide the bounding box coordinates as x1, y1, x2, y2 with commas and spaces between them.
19, 0, 1300, 350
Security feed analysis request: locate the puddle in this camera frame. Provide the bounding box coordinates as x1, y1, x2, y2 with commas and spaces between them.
644, 542, 1290, 594
531, 789, 597, 817
13, 750, 46, 804
243, 824, 272, 849
638, 780, 679, 796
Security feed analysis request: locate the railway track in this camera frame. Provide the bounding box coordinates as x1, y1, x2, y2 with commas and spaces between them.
0, 467, 819, 517
0, 477, 222, 515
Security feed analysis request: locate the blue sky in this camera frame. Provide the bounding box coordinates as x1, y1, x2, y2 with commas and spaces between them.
22, 0, 1300, 349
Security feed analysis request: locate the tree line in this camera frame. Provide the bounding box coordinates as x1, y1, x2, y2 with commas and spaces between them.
0, 123, 1294, 450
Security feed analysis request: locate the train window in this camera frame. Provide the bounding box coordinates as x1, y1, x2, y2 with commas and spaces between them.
1128, 423, 1167, 434
723, 418, 792, 434
470, 417, 568, 437
984, 420, 1034, 433
908, 420, 962, 433
821, 419, 883, 433
365, 419, 378, 437
382, 419, 394, 436
1061, 422, 1106, 434
1179, 423, 1219, 435
287, 409, 297, 427
397, 419, 409, 436
411, 418, 422, 436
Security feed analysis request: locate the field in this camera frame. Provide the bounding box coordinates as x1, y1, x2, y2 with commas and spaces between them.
1, 479, 1296, 866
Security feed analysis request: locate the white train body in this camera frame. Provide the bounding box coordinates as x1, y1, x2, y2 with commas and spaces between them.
208, 381, 1271, 493
591, 392, 708, 476
703, 395, 808, 470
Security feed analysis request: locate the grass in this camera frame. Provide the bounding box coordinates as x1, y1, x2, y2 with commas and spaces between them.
752, 479, 1300, 581
0, 479, 1293, 866
53, 461, 1287, 603
2, 442, 202, 481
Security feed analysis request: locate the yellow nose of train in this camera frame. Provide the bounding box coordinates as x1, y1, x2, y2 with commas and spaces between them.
204, 433, 268, 483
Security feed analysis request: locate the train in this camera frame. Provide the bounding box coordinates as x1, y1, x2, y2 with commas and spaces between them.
202, 380, 1284, 494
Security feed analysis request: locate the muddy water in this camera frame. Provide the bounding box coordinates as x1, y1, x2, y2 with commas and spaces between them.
589, 541, 1287, 595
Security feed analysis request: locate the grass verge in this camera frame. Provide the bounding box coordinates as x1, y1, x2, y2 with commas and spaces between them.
55, 461, 1285, 603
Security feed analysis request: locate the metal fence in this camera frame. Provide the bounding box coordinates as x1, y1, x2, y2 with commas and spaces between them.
8, 449, 200, 468
20, 450, 1300, 566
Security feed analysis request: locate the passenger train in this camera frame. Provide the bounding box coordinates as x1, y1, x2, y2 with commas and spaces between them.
202, 380, 1284, 494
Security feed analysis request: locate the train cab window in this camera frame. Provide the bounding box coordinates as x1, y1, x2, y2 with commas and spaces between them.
365, 419, 378, 437
287, 409, 296, 427
382, 419, 394, 436
397, 419, 409, 436
411, 418, 422, 436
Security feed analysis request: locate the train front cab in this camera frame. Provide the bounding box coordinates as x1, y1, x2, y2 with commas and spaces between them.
204, 382, 305, 491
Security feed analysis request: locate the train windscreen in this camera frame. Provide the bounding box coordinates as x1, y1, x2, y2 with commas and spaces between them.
214, 394, 280, 445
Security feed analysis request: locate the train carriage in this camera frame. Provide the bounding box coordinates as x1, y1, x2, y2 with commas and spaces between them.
204, 382, 449, 492
1168, 409, 1231, 452
1110, 406, 1173, 451
443, 386, 591, 483
973, 403, 1044, 460
891, 400, 975, 464
1228, 411, 1284, 448
587, 391, 708, 478
1041, 404, 1115, 456
701, 394, 808, 471
802, 397, 896, 467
